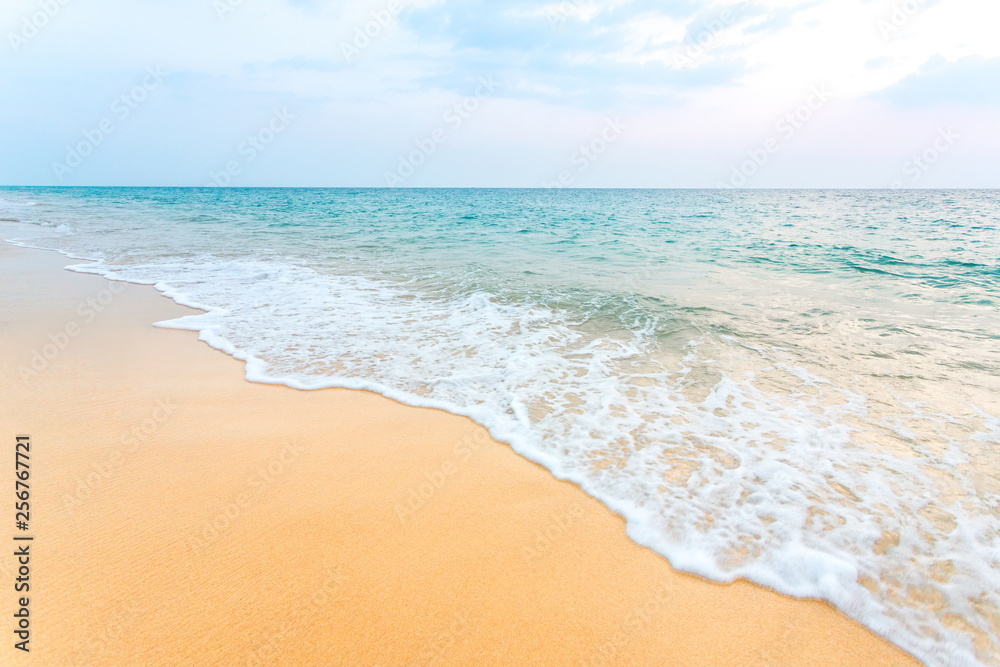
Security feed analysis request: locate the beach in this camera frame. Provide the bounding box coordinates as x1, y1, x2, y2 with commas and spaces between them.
0, 242, 921, 664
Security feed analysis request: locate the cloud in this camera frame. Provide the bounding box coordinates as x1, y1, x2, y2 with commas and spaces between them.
876, 56, 1000, 107
865, 57, 893, 70
741, 0, 821, 36
0, 0, 997, 186
395, 0, 757, 105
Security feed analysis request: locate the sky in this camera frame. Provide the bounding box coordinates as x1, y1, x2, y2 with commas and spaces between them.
0, 0, 997, 188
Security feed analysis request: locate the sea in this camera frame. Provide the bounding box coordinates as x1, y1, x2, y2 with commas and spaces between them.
2, 187, 998, 665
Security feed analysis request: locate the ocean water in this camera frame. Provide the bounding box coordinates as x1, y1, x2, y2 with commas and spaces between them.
2, 187, 999, 665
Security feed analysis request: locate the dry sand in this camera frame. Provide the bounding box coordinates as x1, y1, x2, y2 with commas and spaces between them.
0, 243, 919, 665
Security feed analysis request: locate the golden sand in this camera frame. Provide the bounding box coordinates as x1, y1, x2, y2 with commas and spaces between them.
0, 244, 918, 665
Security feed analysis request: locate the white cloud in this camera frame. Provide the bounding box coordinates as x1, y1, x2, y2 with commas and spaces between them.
0, 0, 996, 186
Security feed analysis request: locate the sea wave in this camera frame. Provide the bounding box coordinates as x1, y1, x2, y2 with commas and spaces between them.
4, 187, 1000, 665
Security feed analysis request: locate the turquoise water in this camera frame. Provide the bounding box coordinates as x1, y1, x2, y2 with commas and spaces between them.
2, 188, 999, 665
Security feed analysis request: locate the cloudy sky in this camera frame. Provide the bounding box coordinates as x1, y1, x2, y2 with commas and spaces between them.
1, 0, 997, 187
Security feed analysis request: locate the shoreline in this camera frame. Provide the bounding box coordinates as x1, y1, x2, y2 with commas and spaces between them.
1, 242, 919, 665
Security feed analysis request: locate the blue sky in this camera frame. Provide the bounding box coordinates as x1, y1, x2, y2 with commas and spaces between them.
1, 0, 997, 187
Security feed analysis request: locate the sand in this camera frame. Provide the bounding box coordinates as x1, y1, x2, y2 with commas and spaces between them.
0, 243, 919, 665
